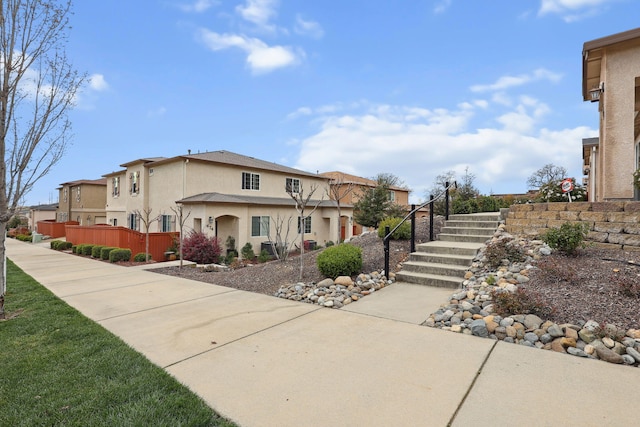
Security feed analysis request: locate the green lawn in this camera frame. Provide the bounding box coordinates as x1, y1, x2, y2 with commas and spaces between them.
0, 260, 237, 427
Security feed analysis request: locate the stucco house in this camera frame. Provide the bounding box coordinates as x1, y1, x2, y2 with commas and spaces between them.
29, 203, 57, 231
56, 178, 107, 225
320, 171, 411, 236
104, 150, 353, 253
582, 27, 640, 201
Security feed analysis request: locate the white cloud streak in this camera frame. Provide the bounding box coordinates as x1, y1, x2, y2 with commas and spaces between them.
178, 0, 219, 13
88, 74, 109, 91
470, 68, 562, 93
538, 0, 615, 21
236, 0, 278, 30
294, 15, 324, 39
198, 29, 301, 73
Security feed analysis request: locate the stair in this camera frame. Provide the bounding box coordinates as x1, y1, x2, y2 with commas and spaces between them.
396, 213, 501, 288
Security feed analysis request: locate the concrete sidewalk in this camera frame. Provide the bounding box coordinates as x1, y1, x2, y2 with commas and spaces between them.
6, 238, 639, 426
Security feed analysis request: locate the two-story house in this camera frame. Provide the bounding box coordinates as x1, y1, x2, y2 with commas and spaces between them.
104, 150, 353, 252
321, 171, 411, 236
582, 27, 640, 201
56, 179, 107, 225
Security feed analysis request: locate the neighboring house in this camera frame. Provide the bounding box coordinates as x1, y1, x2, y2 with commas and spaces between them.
582, 27, 640, 201
320, 171, 411, 236
29, 203, 57, 231
104, 150, 352, 252
56, 178, 107, 225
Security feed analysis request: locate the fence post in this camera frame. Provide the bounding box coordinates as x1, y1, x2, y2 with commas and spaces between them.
429, 195, 434, 241
445, 182, 450, 221
410, 204, 416, 253
383, 225, 390, 279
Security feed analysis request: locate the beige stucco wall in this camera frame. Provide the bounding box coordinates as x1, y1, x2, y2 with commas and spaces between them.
105, 172, 127, 226
597, 41, 640, 200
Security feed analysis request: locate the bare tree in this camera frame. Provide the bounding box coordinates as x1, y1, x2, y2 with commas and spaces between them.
170, 204, 191, 269
266, 213, 294, 262
0, 0, 85, 318
134, 208, 159, 262
527, 164, 567, 190
287, 182, 322, 281
325, 174, 355, 243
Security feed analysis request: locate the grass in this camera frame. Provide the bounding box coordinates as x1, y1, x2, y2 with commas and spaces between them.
0, 259, 237, 427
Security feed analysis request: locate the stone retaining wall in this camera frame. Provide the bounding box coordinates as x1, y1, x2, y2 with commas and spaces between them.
505, 202, 640, 250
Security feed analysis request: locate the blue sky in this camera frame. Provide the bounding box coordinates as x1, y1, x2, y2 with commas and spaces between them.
26, 0, 640, 205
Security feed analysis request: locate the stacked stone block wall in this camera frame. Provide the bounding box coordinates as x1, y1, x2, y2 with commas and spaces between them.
505, 202, 640, 250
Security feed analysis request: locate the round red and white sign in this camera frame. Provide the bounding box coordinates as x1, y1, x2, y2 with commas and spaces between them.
561, 178, 574, 193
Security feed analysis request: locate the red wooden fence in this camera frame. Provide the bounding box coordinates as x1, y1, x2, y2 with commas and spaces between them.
37, 220, 79, 238
64, 225, 178, 262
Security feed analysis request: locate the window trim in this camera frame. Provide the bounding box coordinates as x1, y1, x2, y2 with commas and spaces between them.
251, 215, 270, 237
298, 216, 312, 234
242, 172, 260, 191
286, 177, 301, 194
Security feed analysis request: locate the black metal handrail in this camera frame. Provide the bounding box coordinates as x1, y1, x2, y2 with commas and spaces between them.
383, 181, 457, 278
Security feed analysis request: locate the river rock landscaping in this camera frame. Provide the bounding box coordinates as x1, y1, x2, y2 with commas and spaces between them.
423, 223, 640, 368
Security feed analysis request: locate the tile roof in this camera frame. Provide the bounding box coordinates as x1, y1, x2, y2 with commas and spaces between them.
177, 192, 342, 208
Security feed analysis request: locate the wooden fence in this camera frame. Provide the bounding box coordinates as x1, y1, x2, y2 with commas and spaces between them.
64, 225, 178, 262
36, 220, 79, 238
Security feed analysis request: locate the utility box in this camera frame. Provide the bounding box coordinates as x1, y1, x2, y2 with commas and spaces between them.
304, 240, 317, 250
32, 233, 43, 244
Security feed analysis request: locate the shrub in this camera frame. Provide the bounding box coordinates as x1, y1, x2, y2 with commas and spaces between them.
16, 234, 31, 242
531, 256, 579, 284
542, 222, 589, 255
241, 242, 255, 260
257, 249, 271, 263
325, 240, 335, 247
484, 237, 525, 268
377, 217, 411, 240
133, 252, 152, 262
490, 288, 555, 318
109, 248, 132, 263
223, 251, 237, 265
81, 244, 95, 256
91, 245, 105, 258
182, 231, 221, 264
316, 244, 363, 279
57, 241, 73, 250
71, 245, 78, 254
100, 247, 117, 260
50, 240, 62, 249
535, 178, 587, 203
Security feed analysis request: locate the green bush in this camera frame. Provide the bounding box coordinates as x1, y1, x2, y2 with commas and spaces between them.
241, 242, 255, 260
50, 240, 63, 249
316, 244, 362, 279
325, 240, 335, 247
57, 241, 73, 250
71, 245, 78, 254
542, 222, 589, 255
100, 247, 117, 260
91, 245, 105, 258
109, 248, 132, 263
484, 237, 525, 268
16, 234, 32, 242
80, 244, 94, 256
133, 252, 151, 262
377, 217, 411, 240
257, 249, 271, 263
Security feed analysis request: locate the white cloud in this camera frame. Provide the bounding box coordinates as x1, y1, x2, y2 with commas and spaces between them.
293, 100, 596, 201
538, 0, 615, 21
434, 0, 452, 14
470, 68, 562, 92
178, 0, 219, 13
198, 28, 301, 73
88, 74, 109, 91
294, 14, 324, 39
236, 0, 278, 30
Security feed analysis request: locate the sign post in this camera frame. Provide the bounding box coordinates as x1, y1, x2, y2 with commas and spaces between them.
561, 178, 574, 202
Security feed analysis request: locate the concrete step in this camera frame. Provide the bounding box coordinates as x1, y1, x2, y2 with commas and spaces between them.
440, 226, 495, 236
439, 233, 490, 244
407, 251, 475, 267
448, 213, 501, 222
414, 241, 484, 256
395, 271, 464, 289
400, 260, 469, 277
444, 220, 501, 229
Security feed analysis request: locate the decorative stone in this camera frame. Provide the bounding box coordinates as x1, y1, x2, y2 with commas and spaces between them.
523, 314, 543, 330
470, 319, 489, 338
596, 347, 624, 364
626, 346, 640, 363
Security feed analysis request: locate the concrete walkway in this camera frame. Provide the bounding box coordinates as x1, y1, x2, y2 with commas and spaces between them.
6, 238, 639, 427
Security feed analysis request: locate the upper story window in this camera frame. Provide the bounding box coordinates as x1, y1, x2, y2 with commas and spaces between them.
242, 172, 260, 190
75, 187, 81, 202
112, 177, 120, 197
286, 178, 301, 194
130, 171, 140, 194
63, 188, 68, 202
388, 190, 396, 202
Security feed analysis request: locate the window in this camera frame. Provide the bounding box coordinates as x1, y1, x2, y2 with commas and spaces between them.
251, 216, 269, 237
388, 190, 396, 202
242, 172, 260, 190
76, 187, 81, 202
286, 177, 300, 193
160, 214, 174, 232
130, 171, 140, 194
298, 216, 312, 234
112, 177, 120, 197
63, 188, 68, 203
128, 213, 138, 230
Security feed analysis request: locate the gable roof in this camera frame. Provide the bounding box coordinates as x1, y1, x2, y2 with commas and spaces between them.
320, 171, 409, 192
177, 192, 342, 208
58, 178, 107, 187
120, 157, 166, 167
150, 150, 324, 179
